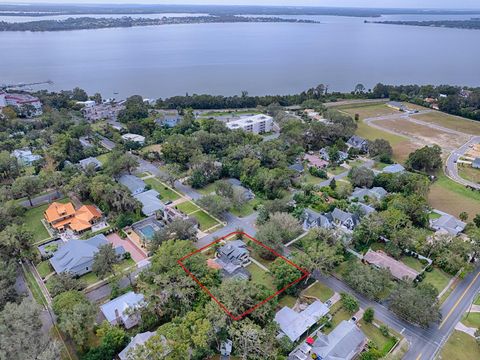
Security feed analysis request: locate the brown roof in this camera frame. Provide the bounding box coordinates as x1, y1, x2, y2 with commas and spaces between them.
363, 249, 419, 281
44, 202, 76, 223
44, 202, 102, 232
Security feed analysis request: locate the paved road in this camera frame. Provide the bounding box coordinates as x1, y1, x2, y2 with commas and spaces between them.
20, 190, 62, 207
445, 136, 480, 190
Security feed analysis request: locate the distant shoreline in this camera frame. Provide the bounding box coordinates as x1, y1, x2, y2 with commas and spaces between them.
0, 15, 320, 32
368, 19, 480, 30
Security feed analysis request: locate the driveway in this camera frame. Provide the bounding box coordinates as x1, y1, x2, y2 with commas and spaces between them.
106, 233, 147, 263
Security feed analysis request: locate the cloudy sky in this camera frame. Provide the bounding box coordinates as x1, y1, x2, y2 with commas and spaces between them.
8, 1, 480, 10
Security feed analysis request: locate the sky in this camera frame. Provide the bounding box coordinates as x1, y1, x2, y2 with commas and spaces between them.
7, 1, 480, 10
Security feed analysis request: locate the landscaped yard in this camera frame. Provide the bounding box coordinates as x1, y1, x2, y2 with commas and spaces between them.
230, 198, 261, 218
302, 281, 334, 302
143, 177, 181, 201
401, 256, 427, 273
358, 320, 398, 356
428, 174, 480, 220
461, 312, 480, 329
36, 260, 54, 279
424, 267, 452, 294
96, 153, 110, 164
78, 258, 136, 287
24, 197, 70, 242
439, 330, 480, 360
278, 295, 297, 308
246, 262, 276, 292
190, 210, 221, 231
323, 302, 352, 334
176, 201, 200, 215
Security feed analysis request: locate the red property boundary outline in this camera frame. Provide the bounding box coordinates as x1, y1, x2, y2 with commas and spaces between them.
177, 231, 309, 321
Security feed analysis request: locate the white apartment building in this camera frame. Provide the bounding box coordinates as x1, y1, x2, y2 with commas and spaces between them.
226, 114, 273, 134
0, 92, 43, 116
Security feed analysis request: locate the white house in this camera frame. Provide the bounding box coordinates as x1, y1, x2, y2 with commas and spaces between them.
0, 92, 42, 116
122, 133, 146, 144
100, 291, 146, 329
226, 114, 273, 134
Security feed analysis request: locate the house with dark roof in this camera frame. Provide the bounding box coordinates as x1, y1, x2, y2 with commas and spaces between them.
289, 162, 305, 174
78, 157, 102, 171
319, 148, 349, 162
330, 208, 360, 230
309, 320, 367, 360
430, 213, 466, 236
119, 175, 146, 195
49, 234, 125, 276
274, 301, 329, 342
302, 209, 333, 231
100, 291, 146, 329
472, 158, 480, 169
363, 249, 419, 281
212, 240, 251, 280
350, 187, 387, 202
382, 164, 406, 174
347, 136, 369, 153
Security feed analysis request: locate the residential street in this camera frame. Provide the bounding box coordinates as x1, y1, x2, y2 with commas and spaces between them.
445, 136, 480, 190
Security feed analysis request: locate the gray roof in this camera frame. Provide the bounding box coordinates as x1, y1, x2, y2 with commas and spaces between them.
118, 331, 156, 360
49, 234, 113, 274
275, 301, 329, 342
350, 187, 387, 202
347, 135, 368, 149
119, 175, 146, 194
100, 291, 145, 325
382, 164, 405, 174
289, 162, 304, 173
311, 320, 366, 360
331, 208, 358, 224
472, 158, 480, 168
79, 157, 102, 170
303, 209, 333, 229
217, 240, 249, 262
430, 214, 466, 236
134, 189, 165, 216
357, 203, 376, 216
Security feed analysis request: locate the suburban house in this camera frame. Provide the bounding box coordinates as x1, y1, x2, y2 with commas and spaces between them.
78, 156, 102, 171
309, 320, 367, 360
226, 114, 273, 134
347, 135, 369, 153
430, 213, 466, 236
121, 133, 146, 144
11, 149, 42, 166
119, 174, 146, 195
44, 202, 103, 233
355, 203, 376, 216
155, 110, 181, 128
288, 162, 304, 174
134, 189, 165, 216
319, 147, 349, 162
227, 178, 255, 201
274, 300, 329, 342
127, 215, 164, 244
304, 153, 328, 169
303, 209, 333, 231
363, 249, 419, 281
49, 234, 125, 276
350, 187, 388, 202
212, 240, 251, 280
382, 164, 406, 174
472, 157, 480, 169
118, 331, 158, 360
82, 102, 125, 122
387, 101, 407, 111
100, 291, 146, 329
330, 208, 360, 230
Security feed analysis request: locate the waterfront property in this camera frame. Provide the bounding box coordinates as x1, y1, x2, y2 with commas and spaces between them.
100, 291, 145, 329
226, 114, 273, 134
0, 91, 42, 116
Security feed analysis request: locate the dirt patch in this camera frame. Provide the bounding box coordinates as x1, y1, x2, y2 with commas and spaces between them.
428, 183, 480, 219
465, 144, 480, 159
392, 140, 421, 163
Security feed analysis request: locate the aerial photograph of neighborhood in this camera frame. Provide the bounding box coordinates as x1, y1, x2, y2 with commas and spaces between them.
0, 0, 480, 359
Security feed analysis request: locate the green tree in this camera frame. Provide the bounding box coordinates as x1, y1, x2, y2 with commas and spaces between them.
149, 218, 197, 252
12, 175, 43, 206
0, 224, 34, 260
340, 292, 359, 313
406, 145, 442, 174
363, 307, 375, 323
270, 258, 303, 295
459, 211, 469, 221
348, 166, 375, 188
93, 243, 120, 279
0, 258, 18, 310
196, 194, 231, 219
368, 139, 393, 160
47, 272, 85, 297
343, 261, 391, 301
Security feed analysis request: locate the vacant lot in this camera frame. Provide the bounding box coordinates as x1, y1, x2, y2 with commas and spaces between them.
143, 177, 181, 201
428, 175, 480, 219
439, 330, 480, 360
458, 165, 480, 184
336, 103, 397, 119
413, 111, 480, 136
190, 210, 221, 231
461, 312, 480, 329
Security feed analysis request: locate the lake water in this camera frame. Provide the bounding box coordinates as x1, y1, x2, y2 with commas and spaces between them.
0, 14, 479, 99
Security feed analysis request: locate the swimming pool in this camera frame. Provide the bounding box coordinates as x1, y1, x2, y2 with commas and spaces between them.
138, 225, 156, 240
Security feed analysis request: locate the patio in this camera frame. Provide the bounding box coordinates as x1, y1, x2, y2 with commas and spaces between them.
105, 233, 147, 263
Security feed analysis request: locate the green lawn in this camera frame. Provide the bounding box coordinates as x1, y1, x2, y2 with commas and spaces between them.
424, 267, 452, 294
135, 171, 150, 178
278, 295, 297, 308
196, 181, 218, 196
246, 263, 276, 292
96, 153, 110, 164
176, 201, 200, 215
301, 171, 325, 185
23, 266, 47, 306
359, 320, 398, 356
439, 330, 480, 360
401, 256, 426, 272
230, 198, 261, 218
36, 260, 54, 279
79, 258, 136, 287
475, 294, 480, 305
302, 281, 334, 302
143, 178, 181, 201
327, 166, 347, 176
323, 303, 352, 334
429, 212, 442, 220
461, 312, 480, 329
24, 197, 70, 242
190, 210, 220, 231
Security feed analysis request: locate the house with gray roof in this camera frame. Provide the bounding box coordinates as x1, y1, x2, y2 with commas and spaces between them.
119, 331, 157, 360
275, 300, 329, 342
11, 149, 42, 166
214, 240, 251, 280
310, 320, 367, 360
134, 189, 165, 216
472, 158, 480, 169
227, 178, 255, 201
347, 135, 369, 153
49, 234, 125, 277
100, 291, 146, 329
79, 157, 102, 171
319, 148, 349, 162
430, 213, 466, 236
119, 175, 146, 195
289, 162, 304, 173
303, 209, 333, 231
350, 187, 387, 202
155, 110, 181, 128
382, 163, 406, 174
330, 208, 360, 230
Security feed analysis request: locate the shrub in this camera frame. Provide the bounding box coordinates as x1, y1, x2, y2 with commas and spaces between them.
363, 307, 374, 323
380, 324, 390, 337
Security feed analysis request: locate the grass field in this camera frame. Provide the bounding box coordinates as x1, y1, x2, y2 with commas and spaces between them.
143, 178, 181, 201
461, 312, 480, 329
458, 165, 480, 184
323, 302, 352, 334
428, 174, 480, 219
475, 294, 480, 305
197, 181, 218, 195
190, 210, 220, 231
24, 197, 70, 242
401, 256, 426, 272
96, 153, 110, 164
176, 201, 200, 214
359, 320, 398, 356
230, 199, 259, 218
36, 260, 54, 279
424, 267, 452, 294
438, 330, 480, 360
413, 111, 480, 136
246, 263, 276, 292
278, 294, 297, 308
302, 281, 334, 302
23, 266, 47, 306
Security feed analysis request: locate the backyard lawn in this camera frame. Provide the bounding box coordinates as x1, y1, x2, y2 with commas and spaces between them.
176, 201, 200, 215
36, 260, 54, 279
358, 320, 398, 356
78, 258, 136, 287
143, 178, 181, 201
190, 210, 221, 231
323, 303, 352, 334
246, 263, 276, 292
424, 267, 452, 294
230, 198, 261, 218
96, 153, 110, 164
301, 171, 326, 185
24, 197, 70, 242
401, 256, 427, 272
278, 295, 297, 308
327, 166, 347, 176
302, 281, 334, 302
461, 312, 480, 329
439, 330, 480, 360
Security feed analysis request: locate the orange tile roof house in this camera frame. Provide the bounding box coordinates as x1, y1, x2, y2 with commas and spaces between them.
44, 202, 102, 233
